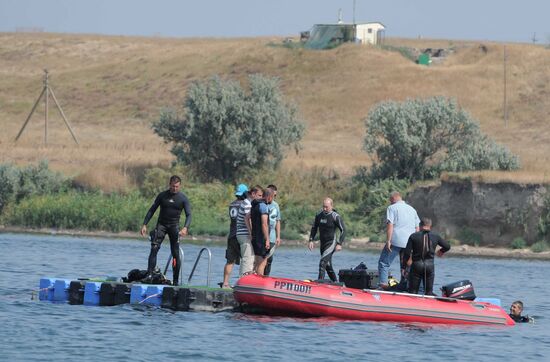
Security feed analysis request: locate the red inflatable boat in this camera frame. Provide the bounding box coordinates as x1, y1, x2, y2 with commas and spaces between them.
234, 274, 514, 326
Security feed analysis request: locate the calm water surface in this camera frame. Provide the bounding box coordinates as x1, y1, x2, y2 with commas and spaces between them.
1, 233, 549, 361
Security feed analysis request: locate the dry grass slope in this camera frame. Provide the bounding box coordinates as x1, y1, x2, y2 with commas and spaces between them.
1, 33, 549, 190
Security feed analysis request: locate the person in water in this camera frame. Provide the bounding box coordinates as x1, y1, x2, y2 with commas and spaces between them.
509, 300, 531, 323
402, 218, 450, 295
308, 198, 346, 282
140, 175, 192, 286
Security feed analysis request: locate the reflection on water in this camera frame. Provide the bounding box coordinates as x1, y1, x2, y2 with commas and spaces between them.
1, 233, 549, 361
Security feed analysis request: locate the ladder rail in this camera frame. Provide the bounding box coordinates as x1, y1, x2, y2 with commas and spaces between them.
187, 248, 212, 287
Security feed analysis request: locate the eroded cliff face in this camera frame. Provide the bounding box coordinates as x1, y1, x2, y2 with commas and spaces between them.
407, 180, 547, 246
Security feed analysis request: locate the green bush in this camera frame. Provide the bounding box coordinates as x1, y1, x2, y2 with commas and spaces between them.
0, 160, 68, 212
363, 97, 519, 181
2, 191, 147, 232
531, 241, 549, 253
1, 163, 426, 241
0, 163, 19, 212
153, 74, 305, 182
510, 237, 527, 249
368, 233, 382, 243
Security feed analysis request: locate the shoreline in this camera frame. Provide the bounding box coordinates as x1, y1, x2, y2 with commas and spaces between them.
3, 225, 550, 261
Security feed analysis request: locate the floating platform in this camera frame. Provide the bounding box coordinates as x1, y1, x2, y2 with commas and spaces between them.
38, 277, 237, 312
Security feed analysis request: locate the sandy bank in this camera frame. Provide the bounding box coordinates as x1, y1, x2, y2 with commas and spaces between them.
2, 226, 549, 261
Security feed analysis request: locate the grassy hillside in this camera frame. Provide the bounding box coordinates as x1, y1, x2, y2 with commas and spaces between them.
1, 33, 549, 191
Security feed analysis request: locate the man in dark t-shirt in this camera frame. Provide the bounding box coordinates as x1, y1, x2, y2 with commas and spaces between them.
250, 188, 274, 275
140, 175, 191, 286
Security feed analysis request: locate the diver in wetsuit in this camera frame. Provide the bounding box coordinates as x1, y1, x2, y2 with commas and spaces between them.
308, 198, 345, 282
509, 300, 531, 323
140, 175, 191, 286
402, 218, 450, 295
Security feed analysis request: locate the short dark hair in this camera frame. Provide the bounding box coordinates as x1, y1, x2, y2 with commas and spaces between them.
512, 300, 524, 310
267, 184, 277, 191
263, 188, 273, 198
420, 217, 432, 227
251, 185, 263, 194
169, 175, 182, 184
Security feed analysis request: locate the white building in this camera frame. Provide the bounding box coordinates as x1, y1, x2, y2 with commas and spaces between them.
355, 22, 385, 45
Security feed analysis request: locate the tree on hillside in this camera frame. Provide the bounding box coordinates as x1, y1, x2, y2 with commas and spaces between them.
363, 97, 519, 181
153, 74, 305, 181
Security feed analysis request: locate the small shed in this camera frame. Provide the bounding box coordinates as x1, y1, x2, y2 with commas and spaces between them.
355, 22, 385, 45
305, 22, 385, 49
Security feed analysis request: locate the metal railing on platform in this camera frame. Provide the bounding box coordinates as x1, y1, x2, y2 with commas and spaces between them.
187, 248, 212, 287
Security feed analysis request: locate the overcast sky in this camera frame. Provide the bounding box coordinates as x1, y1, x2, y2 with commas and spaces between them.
0, 0, 548, 43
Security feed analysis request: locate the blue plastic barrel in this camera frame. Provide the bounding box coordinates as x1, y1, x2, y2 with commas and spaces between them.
84, 282, 102, 306
130, 285, 166, 306
53, 279, 72, 302
39, 278, 56, 301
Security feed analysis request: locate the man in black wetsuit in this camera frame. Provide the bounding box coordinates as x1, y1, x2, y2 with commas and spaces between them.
308, 198, 346, 282
140, 175, 192, 285
509, 300, 531, 323
402, 218, 450, 295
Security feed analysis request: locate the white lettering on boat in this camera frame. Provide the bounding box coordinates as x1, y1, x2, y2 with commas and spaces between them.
274, 281, 312, 294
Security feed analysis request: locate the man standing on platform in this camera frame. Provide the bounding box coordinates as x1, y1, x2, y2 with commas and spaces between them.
308, 198, 346, 282
221, 184, 248, 288
140, 175, 192, 286
378, 191, 419, 290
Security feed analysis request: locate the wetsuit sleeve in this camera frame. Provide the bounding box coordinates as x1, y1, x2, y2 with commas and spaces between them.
436, 235, 451, 253
181, 196, 192, 229
335, 214, 346, 245
309, 213, 320, 241
143, 192, 162, 225
403, 236, 413, 262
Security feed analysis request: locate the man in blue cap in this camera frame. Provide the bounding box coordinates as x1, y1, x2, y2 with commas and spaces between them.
221, 183, 248, 288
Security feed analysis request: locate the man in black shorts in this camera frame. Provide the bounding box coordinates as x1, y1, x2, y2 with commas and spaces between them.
250, 188, 274, 275
140, 175, 192, 286
221, 184, 248, 288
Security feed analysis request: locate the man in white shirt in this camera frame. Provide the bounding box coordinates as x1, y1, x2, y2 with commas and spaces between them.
378, 191, 420, 289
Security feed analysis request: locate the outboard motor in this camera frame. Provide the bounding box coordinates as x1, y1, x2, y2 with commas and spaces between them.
441, 280, 476, 300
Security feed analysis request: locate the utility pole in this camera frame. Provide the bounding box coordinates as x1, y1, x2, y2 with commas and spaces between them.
503, 45, 508, 127
531, 32, 538, 44
353, 0, 356, 24
15, 69, 79, 145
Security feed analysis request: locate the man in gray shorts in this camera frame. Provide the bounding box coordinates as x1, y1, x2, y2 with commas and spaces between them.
236, 185, 263, 276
